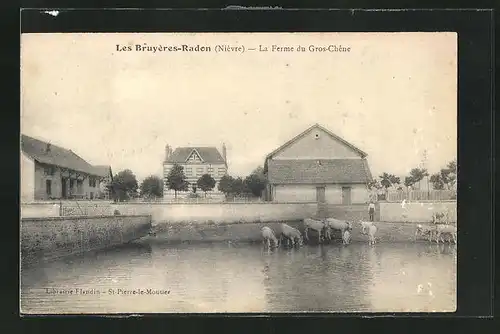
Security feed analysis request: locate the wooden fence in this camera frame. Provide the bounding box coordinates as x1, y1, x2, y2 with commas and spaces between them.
385, 190, 456, 202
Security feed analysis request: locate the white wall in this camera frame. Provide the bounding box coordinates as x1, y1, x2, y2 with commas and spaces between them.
273, 184, 316, 202
20, 152, 35, 202
273, 127, 361, 160
21, 203, 60, 217
110, 202, 318, 225
351, 184, 370, 203
273, 183, 369, 204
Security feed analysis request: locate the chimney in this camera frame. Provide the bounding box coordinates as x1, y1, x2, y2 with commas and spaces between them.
222, 143, 227, 164
165, 144, 172, 161
45, 143, 51, 153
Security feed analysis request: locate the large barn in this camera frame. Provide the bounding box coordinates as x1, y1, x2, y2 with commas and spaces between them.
20, 134, 106, 202
263, 124, 373, 204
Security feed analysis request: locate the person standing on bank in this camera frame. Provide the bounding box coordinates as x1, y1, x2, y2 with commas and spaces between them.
368, 201, 376, 222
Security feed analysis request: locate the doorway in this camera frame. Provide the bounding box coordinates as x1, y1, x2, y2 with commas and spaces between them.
316, 186, 326, 203
341, 186, 352, 205
61, 177, 67, 198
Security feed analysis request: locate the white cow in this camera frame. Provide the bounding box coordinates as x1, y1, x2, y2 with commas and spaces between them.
303, 218, 327, 243
367, 224, 377, 246
324, 218, 352, 240
279, 223, 303, 247
261, 226, 279, 248
415, 224, 436, 242
434, 224, 457, 244
360, 221, 374, 235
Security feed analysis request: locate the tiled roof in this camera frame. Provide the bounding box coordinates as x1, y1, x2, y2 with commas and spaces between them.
93, 165, 113, 178
165, 147, 226, 164
21, 134, 101, 176
267, 159, 372, 184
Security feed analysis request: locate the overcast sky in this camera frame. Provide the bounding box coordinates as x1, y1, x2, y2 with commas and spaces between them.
21, 32, 457, 182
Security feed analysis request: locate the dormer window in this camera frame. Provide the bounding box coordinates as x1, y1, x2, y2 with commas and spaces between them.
186, 149, 203, 163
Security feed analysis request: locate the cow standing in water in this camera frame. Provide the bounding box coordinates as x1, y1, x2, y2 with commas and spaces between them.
261, 226, 279, 249
434, 224, 457, 244
303, 218, 327, 243
367, 224, 378, 246
324, 218, 352, 241
360, 221, 374, 235
415, 224, 436, 242
279, 223, 303, 247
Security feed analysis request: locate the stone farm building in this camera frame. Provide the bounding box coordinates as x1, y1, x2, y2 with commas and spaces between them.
263, 124, 373, 204
163, 144, 228, 197
20, 134, 109, 202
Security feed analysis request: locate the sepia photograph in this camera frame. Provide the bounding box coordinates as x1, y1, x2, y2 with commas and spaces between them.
20, 32, 457, 314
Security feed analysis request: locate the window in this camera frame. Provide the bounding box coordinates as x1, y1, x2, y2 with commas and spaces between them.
89, 177, 99, 188
46, 180, 52, 196
218, 168, 226, 176
185, 168, 192, 176
188, 152, 201, 162
196, 168, 204, 174
44, 166, 55, 176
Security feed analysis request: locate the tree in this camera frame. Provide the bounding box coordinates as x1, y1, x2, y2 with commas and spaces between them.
379, 173, 400, 190
197, 174, 216, 197
430, 173, 445, 190
140, 175, 163, 199
367, 179, 381, 190
409, 168, 428, 189
231, 177, 247, 196
244, 166, 268, 197
440, 158, 457, 190
166, 163, 189, 198
218, 174, 235, 198
404, 176, 415, 189
109, 169, 139, 202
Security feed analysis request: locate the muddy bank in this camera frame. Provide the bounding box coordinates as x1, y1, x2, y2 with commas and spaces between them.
139, 220, 442, 244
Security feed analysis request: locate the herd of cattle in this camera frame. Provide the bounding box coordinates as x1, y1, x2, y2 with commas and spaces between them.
260, 218, 377, 249
261, 217, 457, 249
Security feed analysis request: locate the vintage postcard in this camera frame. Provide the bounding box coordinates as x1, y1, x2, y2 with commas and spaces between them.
20, 32, 457, 314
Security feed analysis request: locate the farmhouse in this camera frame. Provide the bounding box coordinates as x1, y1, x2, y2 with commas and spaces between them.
163, 144, 228, 197
20, 134, 106, 202
263, 124, 373, 204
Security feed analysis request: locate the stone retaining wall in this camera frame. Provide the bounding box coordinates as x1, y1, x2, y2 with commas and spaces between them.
21, 215, 152, 264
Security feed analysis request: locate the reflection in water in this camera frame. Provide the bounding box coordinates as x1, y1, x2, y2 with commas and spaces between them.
20, 241, 456, 313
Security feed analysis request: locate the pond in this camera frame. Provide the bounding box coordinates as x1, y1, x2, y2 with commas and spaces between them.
20, 240, 456, 313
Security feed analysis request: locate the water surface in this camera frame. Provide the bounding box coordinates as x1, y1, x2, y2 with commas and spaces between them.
21, 241, 456, 313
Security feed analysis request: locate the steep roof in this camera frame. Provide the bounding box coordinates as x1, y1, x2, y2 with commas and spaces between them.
21, 134, 101, 176
266, 159, 372, 184
165, 147, 226, 164
93, 165, 113, 178
265, 123, 368, 160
